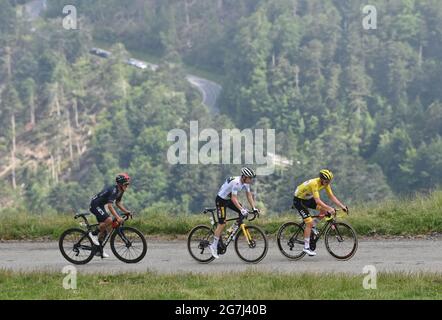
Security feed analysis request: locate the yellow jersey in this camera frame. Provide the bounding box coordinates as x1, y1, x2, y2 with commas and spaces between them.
294, 178, 334, 200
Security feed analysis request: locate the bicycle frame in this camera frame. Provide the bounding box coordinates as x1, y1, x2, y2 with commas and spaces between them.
204, 209, 255, 248
74, 214, 129, 250
294, 213, 346, 243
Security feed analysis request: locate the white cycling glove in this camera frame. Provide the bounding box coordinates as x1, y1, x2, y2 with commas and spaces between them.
240, 208, 249, 217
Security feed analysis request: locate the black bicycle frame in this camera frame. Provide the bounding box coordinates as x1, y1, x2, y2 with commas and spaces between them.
290, 215, 334, 244
204, 209, 246, 249
74, 214, 128, 250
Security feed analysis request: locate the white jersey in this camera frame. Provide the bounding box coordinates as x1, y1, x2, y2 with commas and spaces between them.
217, 176, 251, 200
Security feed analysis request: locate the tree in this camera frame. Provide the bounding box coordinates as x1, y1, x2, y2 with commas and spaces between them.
1, 84, 23, 189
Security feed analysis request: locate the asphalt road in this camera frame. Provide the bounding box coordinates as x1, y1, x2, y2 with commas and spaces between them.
186, 75, 222, 114
1, 239, 441, 274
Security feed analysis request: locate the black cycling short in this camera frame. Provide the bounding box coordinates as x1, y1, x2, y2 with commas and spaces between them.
293, 197, 317, 223
90, 205, 110, 223
215, 195, 241, 224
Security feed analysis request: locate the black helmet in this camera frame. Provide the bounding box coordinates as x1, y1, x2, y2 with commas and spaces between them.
116, 173, 131, 186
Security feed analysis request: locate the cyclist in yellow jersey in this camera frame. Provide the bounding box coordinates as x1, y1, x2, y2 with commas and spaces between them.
293, 169, 348, 256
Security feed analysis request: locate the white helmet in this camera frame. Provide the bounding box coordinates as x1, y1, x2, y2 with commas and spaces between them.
241, 167, 256, 178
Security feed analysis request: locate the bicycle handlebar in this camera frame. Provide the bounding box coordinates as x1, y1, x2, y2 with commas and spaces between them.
247, 210, 259, 222
202, 208, 260, 222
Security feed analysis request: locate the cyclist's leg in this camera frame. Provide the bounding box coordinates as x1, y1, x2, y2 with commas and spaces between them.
293, 197, 316, 254
315, 205, 329, 223
90, 205, 112, 241
211, 196, 229, 257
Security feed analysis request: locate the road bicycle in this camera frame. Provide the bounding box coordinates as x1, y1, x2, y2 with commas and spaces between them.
277, 209, 358, 260
187, 208, 268, 264
59, 212, 147, 265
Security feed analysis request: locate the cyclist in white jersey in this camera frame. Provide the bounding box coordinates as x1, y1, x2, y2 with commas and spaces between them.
209, 167, 259, 259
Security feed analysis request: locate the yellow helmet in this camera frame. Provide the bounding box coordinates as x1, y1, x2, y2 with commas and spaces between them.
319, 169, 334, 181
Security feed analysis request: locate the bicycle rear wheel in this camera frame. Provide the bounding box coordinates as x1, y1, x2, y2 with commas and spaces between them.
234, 225, 268, 264
187, 225, 215, 263
325, 222, 358, 260
277, 222, 306, 260
59, 228, 95, 265
110, 227, 147, 263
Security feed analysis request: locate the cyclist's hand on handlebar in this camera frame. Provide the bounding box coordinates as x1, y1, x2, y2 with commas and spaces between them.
328, 207, 336, 215
124, 211, 133, 219
241, 208, 249, 217
342, 206, 349, 214
252, 207, 260, 214
116, 216, 124, 224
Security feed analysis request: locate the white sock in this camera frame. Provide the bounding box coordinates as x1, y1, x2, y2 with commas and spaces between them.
304, 238, 310, 249
212, 236, 219, 247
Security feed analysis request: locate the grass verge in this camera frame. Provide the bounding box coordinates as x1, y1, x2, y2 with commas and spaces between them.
0, 270, 440, 300
1, 190, 441, 240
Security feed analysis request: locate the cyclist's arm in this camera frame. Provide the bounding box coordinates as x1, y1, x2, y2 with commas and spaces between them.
105, 203, 121, 220
326, 186, 346, 210
246, 191, 256, 210
231, 194, 244, 211
328, 194, 346, 210
314, 196, 334, 212
116, 201, 130, 214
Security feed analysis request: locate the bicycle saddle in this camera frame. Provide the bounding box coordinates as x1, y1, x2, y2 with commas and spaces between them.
74, 212, 91, 218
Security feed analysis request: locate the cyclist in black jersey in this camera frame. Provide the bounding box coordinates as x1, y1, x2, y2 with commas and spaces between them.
89, 173, 132, 257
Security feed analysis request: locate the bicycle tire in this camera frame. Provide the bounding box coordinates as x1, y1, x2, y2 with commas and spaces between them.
187, 225, 215, 264
324, 222, 358, 260
234, 225, 268, 264
59, 228, 95, 265
276, 222, 306, 260
110, 226, 147, 263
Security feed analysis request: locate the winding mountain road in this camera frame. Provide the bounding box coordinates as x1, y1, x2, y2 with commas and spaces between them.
25, 0, 223, 113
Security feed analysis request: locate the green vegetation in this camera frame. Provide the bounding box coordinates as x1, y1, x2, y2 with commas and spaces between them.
0, 270, 440, 300
0, 190, 440, 240
1, 0, 442, 217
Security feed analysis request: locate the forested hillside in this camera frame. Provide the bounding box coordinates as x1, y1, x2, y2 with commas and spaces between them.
1, 0, 442, 215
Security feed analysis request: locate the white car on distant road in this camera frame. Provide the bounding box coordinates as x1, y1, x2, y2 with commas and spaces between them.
125, 58, 148, 70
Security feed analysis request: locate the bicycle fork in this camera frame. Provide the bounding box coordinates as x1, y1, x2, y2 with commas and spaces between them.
240, 224, 254, 247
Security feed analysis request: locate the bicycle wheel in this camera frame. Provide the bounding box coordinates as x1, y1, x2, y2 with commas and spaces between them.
277, 222, 306, 260
59, 228, 95, 265
187, 225, 215, 263
110, 227, 147, 263
234, 225, 268, 263
324, 222, 358, 260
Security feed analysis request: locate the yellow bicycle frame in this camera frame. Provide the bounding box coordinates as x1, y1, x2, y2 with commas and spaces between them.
240, 223, 253, 244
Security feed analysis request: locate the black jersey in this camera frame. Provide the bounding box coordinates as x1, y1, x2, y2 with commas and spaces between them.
90, 185, 124, 207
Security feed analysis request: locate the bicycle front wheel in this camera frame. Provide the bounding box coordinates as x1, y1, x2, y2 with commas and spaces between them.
110, 227, 147, 263
59, 228, 95, 265
325, 222, 358, 260
187, 225, 215, 263
277, 222, 306, 260
234, 225, 268, 264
